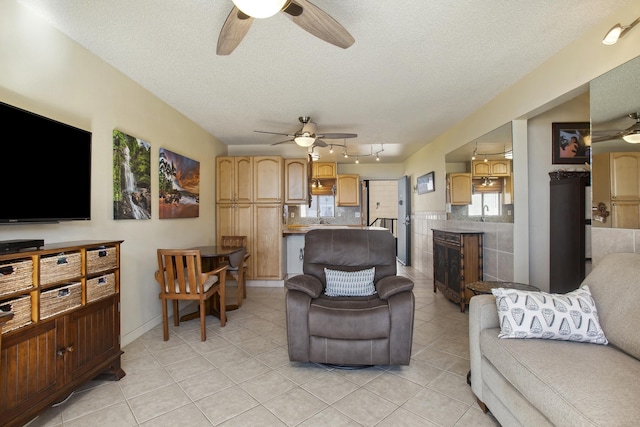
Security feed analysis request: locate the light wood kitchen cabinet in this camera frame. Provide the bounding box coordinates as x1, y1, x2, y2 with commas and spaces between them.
253, 156, 283, 203
472, 160, 511, 177
216, 203, 254, 278
447, 173, 472, 205
216, 156, 253, 203
610, 152, 640, 201
313, 162, 336, 179
336, 174, 360, 206
610, 151, 640, 228
592, 152, 640, 229
253, 204, 283, 280
284, 158, 308, 204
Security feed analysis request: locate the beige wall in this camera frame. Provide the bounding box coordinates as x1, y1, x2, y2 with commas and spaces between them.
402, 1, 640, 288
0, 1, 227, 345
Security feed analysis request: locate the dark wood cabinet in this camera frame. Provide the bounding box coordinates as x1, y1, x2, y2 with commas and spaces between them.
549, 172, 590, 293
0, 240, 124, 427
433, 229, 483, 312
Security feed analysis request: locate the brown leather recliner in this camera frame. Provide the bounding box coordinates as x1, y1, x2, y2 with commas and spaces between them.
285, 229, 415, 366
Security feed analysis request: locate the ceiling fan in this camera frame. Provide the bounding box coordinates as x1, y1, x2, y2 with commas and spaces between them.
217, 0, 355, 55
255, 116, 357, 147
592, 113, 640, 144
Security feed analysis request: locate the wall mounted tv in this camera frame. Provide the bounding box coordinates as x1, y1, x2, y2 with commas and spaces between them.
1, 101, 92, 224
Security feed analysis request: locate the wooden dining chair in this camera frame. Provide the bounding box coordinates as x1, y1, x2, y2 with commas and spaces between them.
220, 235, 249, 305
155, 249, 226, 341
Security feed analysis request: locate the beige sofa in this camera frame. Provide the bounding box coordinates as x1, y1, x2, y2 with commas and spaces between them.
469, 252, 640, 426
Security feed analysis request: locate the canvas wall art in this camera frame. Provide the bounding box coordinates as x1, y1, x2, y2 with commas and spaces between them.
159, 148, 200, 219
113, 130, 151, 220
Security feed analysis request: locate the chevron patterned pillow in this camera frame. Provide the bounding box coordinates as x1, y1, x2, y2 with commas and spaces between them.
492, 285, 608, 344
324, 267, 376, 297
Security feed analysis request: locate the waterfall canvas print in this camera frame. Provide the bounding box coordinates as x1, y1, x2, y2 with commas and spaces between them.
159, 148, 200, 219
113, 130, 151, 220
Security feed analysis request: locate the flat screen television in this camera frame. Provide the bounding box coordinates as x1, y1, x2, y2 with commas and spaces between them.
1, 101, 92, 224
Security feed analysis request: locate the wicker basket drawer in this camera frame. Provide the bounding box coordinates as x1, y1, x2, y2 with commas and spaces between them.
0, 295, 33, 333
40, 282, 81, 319
40, 252, 81, 285
0, 258, 34, 296
87, 246, 117, 274
87, 273, 116, 302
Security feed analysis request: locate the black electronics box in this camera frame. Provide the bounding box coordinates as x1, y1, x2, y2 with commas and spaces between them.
0, 239, 45, 253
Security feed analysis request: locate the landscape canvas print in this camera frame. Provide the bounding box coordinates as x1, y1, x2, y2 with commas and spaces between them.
113, 130, 151, 220
159, 148, 200, 219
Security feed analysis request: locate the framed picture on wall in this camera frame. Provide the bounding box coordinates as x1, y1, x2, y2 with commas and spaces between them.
416, 171, 435, 194
552, 122, 591, 165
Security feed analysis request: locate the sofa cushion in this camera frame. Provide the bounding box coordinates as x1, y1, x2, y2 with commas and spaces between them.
480, 327, 640, 426
324, 267, 376, 297
309, 296, 389, 339
581, 252, 640, 360
492, 285, 607, 344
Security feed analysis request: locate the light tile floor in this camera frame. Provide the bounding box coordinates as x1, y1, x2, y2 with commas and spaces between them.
26, 265, 500, 427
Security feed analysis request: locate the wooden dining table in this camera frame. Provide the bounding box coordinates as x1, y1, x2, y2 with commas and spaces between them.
179, 245, 245, 322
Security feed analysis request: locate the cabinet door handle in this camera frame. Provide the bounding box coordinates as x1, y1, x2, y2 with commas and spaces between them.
56, 345, 75, 357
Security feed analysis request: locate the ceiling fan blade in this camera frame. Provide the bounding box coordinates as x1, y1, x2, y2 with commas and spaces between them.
283, 0, 355, 49
217, 7, 254, 55
592, 132, 627, 143
270, 139, 294, 146
313, 139, 328, 148
317, 133, 358, 139
255, 130, 295, 137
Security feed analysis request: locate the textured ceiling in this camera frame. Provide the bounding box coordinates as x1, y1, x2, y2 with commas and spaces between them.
18, 0, 632, 163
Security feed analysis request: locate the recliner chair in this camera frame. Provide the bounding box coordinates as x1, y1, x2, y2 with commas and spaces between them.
285, 229, 415, 366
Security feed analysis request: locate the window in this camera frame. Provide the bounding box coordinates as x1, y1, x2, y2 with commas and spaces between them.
468, 192, 502, 217
300, 195, 335, 218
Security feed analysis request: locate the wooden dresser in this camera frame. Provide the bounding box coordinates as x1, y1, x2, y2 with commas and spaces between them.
432, 229, 483, 312
0, 240, 124, 427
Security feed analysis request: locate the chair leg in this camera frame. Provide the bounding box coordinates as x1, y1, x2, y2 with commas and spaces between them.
173, 300, 180, 327
161, 299, 169, 341
236, 271, 244, 308
219, 277, 226, 327
199, 299, 207, 341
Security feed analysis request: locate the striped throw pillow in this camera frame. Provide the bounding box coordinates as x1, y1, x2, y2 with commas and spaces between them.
324, 267, 376, 297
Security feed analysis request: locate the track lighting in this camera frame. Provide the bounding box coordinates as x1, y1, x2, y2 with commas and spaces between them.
329, 145, 334, 154
355, 156, 359, 164
484, 155, 488, 162
602, 17, 640, 45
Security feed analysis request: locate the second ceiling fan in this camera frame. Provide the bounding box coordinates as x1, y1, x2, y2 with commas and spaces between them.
217, 0, 355, 55
255, 116, 357, 148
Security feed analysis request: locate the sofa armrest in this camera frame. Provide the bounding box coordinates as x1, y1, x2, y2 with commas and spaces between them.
285, 274, 324, 298
469, 294, 499, 403
375, 276, 414, 300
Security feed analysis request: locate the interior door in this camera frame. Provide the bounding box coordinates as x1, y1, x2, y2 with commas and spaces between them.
397, 176, 411, 265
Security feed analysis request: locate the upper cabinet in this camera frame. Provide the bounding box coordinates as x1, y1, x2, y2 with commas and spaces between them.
313, 162, 336, 179
336, 174, 360, 206
217, 156, 253, 203
472, 160, 511, 177
448, 173, 472, 205
593, 152, 640, 229
284, 158, 308, 204
253, 156, 283, 203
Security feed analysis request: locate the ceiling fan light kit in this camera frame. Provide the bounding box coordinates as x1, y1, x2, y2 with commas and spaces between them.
294, 136, 316, 147
602, 17, 640, 45
218, 0, 355, 55
231, 0, 288, 18
623, 132, 640, 143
